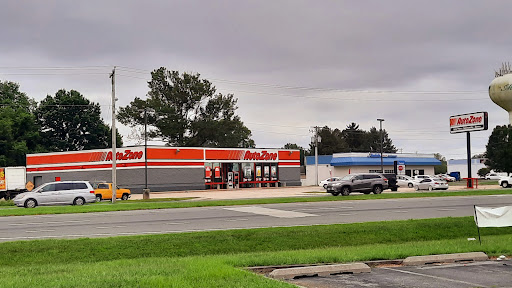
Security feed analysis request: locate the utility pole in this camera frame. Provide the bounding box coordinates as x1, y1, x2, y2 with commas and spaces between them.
377, 119, 385, 173
311, 126, 321, 185
144, 108, 148, 190
110, 67, 117, 204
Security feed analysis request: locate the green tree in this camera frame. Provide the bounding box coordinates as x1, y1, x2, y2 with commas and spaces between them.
0, 81, 42, 166
282, 143, 305, 166
433, 153, 447, 174
118, 68, 254, 148
308, 126, 348, 155
477, 167, 490, 177
365, 127, 397, 153
485, 125, 512, 174
341, 122, 366, 152
36, 89, 122, 152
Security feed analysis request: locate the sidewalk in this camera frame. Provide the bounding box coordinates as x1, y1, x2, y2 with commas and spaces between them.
130, 184, 501, 201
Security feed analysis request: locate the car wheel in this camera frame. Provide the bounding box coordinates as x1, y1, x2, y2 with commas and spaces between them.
341, 186, 350, 196
372, 185, 383, 194
121, 194, 129, 201
323, 184, 327, 189
95, 195, 102, 202
428, 186, 433, 191
331, 192, 340, 196
408, 183, 413, 188
73, 197, 85, 206
414, 185, 419, 191
501, 182, 509, 188
24, 198, 37, 208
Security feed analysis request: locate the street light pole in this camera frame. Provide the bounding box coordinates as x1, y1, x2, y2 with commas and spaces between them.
377, 119, 385, 173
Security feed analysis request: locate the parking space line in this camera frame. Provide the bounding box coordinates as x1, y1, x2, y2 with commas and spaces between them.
381, 267, 490, 288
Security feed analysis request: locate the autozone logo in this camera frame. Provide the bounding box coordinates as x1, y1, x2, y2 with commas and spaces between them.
105, 150, 143, 161
450, 115, 483, 127
243, 151, 277, 161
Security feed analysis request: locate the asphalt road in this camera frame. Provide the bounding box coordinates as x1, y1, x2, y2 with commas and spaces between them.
1, 194, 512, 242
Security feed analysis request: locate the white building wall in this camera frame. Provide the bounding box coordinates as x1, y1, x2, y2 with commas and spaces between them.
448, 159, 486, 178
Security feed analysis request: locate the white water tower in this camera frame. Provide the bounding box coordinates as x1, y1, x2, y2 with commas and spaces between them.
489, 63, 512, 124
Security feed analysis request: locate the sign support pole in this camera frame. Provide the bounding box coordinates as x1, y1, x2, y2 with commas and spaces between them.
467, 131, 472, 188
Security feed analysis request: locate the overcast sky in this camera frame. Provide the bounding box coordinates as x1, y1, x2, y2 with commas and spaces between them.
1, 0, 511, 160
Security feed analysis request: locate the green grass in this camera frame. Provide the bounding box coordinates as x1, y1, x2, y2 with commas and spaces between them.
1, 188, 512, 216
0, 217, 510, 287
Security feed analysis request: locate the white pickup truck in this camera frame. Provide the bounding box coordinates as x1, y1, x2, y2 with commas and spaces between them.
498, 174, 512, 188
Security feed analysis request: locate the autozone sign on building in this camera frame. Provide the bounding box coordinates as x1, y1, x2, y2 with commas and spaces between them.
449, 112, 488, 134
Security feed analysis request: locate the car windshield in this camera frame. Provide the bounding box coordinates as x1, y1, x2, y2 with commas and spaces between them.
340, 175, 353, 180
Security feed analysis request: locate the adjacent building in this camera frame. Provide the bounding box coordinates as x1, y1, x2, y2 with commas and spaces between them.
304, 152, 441, 186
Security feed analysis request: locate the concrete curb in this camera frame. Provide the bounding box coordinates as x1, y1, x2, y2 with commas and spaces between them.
402, 252, 488, 266
269, 263, 370, 280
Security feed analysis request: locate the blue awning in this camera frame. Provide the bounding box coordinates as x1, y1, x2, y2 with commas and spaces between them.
305, 155, 333, 165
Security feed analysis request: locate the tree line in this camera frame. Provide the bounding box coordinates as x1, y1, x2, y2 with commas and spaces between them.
1, 67, 401, 168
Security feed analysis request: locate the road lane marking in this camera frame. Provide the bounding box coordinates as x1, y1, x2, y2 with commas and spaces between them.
393, 210, 409, 213
225, 218, 249, 222
223, 206, 318, 218
436, 208, 456, 211
338, 213, 354, 216
166, 222, 189, 225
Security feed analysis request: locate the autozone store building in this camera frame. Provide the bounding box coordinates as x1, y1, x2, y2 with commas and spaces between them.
26, 146, 301, 192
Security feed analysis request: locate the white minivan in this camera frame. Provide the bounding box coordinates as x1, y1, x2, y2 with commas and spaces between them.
13, 181, 96, 208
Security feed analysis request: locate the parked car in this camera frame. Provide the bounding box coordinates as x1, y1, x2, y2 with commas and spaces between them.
325, 173, 388, 196
13, 181, 96, 208
319, 177, 342, 189
436, 174, 456, 182
485, 173, 507, 180
414, 178, 449, 191
396, 175, 415, 188
382, 173, 399, 191
93, 182, 131, 201
498, 175, 512, 188
413, 175, 434, 182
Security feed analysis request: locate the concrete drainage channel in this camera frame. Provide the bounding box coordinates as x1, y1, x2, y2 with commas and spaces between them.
248, 252, 489, 281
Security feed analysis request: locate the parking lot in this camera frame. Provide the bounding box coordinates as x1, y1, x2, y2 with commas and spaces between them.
290, 260, 512, 288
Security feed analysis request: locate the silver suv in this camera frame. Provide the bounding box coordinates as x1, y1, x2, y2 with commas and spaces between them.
326, 173, 389, 196
14, 181, 96, 208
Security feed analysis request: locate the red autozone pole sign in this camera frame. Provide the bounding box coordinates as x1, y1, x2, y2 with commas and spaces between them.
449, 112, 488, 134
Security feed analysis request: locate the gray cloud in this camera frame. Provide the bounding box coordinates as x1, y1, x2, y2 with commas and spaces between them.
1, 0, 511, 159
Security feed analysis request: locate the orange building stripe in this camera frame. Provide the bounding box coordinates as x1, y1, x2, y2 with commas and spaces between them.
278, 151, 300, 161
205, 149, 244, 160
26, 152, 103, 166
147, 148, 204, 160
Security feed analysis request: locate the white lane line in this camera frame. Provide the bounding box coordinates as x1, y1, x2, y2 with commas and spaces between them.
92, 233, 113, 236
381, 267, 490, 288
225, 218, 249, 222
8, 223, 24, 226
339, 206, 354, 209
223, 206, 318, 218
339, 213, 354, 216
25, 229, 55, 233
166, 222, 189, 225
96, 226, 110, 229
113, 225, 127, 228
46, 221, 64, 224
393, 210, 409, 213
436, 208, 456, 211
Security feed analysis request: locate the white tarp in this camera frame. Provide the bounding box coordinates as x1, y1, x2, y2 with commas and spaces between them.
474, 206, 512, 227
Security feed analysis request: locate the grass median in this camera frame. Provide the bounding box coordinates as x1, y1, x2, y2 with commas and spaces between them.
0, 216, 510, 287
1, 189, 512, 216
